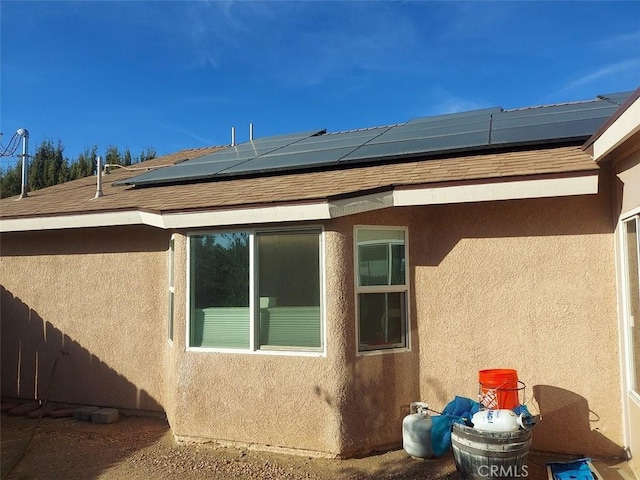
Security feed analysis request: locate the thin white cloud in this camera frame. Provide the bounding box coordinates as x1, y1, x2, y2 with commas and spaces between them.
594, 31, 640, 51
160, 123, 217, 147
558, 59, 640, 94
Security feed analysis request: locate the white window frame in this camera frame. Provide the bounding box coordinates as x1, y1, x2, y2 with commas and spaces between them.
354, 225, 410, 355
168, 234, 175, 344
186, 227, 326, 357
620, 212, 640, 403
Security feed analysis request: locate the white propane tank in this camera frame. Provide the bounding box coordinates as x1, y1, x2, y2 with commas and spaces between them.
471, 409, 524, 432
402, 402, 434, 459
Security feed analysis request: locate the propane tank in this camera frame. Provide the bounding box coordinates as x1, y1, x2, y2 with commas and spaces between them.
471, 409, 524, 432
402, 402, 434, 459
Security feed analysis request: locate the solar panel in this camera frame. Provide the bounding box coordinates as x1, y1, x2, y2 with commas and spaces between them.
122, 129, 325, 185
119, 92, 631, 187
491, 100, 623, 145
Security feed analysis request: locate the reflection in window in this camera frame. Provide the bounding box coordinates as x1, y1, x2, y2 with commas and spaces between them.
356, 228, 408, 352
189, 230, 323, 352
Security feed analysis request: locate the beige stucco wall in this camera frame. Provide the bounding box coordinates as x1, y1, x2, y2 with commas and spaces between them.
165, 181, 623, 457
0, 226, 169, 412
614, 145, 640, 477
0, 179, 625, 458
165, 226, 419, 457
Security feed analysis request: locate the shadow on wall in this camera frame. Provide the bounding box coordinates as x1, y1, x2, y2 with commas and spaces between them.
0, 285, 162, 412
533, 385, 625, 458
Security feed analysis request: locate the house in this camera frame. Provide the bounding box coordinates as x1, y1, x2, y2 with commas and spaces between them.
1, 89, 639, 474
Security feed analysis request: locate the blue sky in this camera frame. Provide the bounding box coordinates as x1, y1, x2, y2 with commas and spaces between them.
1, 1, 639, 169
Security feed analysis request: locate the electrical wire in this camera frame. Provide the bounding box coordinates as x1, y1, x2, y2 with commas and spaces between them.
0, 132, 21, 158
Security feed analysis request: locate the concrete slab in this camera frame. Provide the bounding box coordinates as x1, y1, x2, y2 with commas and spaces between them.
7, 402, 40, 416
73, 406, 99, 421
1, 401, 21, 412
26, 404, 57, 419
50, 408, 75, 418
91, 408, 119, 424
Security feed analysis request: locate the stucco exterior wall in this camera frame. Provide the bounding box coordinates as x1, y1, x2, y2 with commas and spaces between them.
617, 149, 640, 216
326, 189, 622, 458
0, 226, 169, 412
165, 184, 622, 457
0, 184, 624, 458
408, 195, 622, 457
165, 227, 417, 457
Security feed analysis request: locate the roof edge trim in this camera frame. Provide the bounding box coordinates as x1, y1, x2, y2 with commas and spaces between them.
1, 173, 600, 232
393, 172, 599, 206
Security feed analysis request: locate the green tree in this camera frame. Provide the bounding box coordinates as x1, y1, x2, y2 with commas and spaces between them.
123, 148, 132, 166
0, 162, 22, 198
138, 147, 156, 163
28, 140, 69, 191
69, 146, 97, 179
105, 145, 122, 166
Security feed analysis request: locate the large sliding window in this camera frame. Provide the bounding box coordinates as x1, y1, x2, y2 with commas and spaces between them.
356, 227, 409, 352
623, 216, 640, 396
189, 229, 323, 352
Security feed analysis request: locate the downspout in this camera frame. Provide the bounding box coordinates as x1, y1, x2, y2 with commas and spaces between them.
17, 128, 29, 199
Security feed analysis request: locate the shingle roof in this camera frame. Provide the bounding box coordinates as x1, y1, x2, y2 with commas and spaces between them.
0, 145, 597, 220
120, 92, 627, 188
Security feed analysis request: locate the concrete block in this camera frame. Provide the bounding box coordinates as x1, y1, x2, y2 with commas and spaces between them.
73, 406, 99, 421
91, 408, 119, 424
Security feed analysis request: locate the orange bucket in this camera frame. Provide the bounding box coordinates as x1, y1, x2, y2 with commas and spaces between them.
478, 369, 520, 409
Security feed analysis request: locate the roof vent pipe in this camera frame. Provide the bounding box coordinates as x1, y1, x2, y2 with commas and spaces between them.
249, 123, 254, 141
94, 155, 103, 199
231, 126, 236, 146
17, 128, 29, 200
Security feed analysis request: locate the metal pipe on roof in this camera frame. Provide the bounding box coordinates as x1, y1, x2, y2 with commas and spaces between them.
231, 126, 236, 146
17, 128, 29, 200
94, 156, 103, 199
250, 123, 254, 141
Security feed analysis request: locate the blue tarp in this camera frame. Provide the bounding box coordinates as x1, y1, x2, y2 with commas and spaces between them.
547, 458, 594, 480
431, 396, 481, 457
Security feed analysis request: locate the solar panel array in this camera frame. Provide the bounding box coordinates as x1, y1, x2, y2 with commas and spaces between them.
120, 92, 630, 187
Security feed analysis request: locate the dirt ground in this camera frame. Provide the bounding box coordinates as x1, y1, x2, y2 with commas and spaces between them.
0, 412, 560, 480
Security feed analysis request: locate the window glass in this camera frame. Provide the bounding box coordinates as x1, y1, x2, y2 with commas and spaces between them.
356, 228, 408, 352
190, 233, 250, 349
358, 292, 405, 347
168, 237, 175, 341
189, 230, 322, 352
257, 232, 321, 349
625, 218, 640, 394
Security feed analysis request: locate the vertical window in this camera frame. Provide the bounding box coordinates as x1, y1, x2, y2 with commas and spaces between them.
623, 216, 640, 395
189, 230, 322, 352
168, 236, 175, 342
356, 227, 408, 352
190, 233, 250, 349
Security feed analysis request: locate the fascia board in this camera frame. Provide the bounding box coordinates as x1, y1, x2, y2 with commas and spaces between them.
593, 98, 640, 161
0, 211, 146, 232
393, 174, 599, 206
1, 175, 599, 232
0, 203, 332, 232
160, 203, 331, 229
